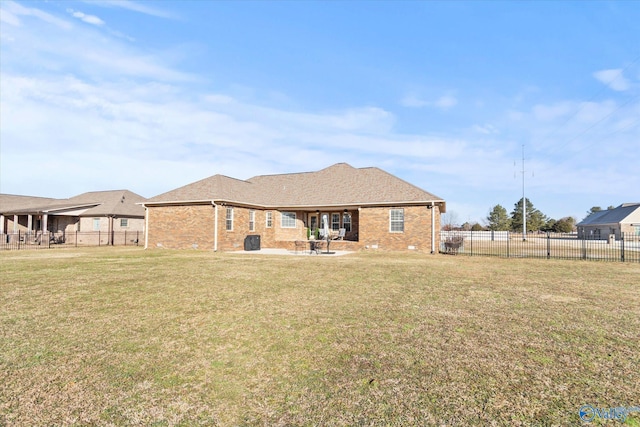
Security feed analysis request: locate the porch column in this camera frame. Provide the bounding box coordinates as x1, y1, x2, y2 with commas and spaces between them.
27, 215, 33, 234
13, 215, 18, 233
42, 213, 48, 234
0, 214, 4, 234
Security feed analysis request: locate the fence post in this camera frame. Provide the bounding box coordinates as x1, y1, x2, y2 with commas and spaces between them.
621, 233, 625, 262
18, 230, 21, 250
547, 232, 551, 259
581, 237, 587, 260
507, 231, 510, 258
124, 230, 127, 246
98, 231, 101, 247
470, 230, 473, 256
136, 231, 139, 246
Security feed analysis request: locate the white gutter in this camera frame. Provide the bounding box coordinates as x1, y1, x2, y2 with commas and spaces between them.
431, 202, 436, 254
213, 202, 218, 252
144, 207, 149, 249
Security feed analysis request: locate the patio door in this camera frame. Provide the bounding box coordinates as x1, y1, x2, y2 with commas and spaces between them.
309, 214, 318, 235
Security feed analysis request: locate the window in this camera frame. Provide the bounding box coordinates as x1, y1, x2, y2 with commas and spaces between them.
266, 211, 273, 228
93, 218, 100, 231
390, 209, 404, 232
331, 213, 340, 230
226, 207, 234, 231
281, 211, 296, 228
249, 210, 255, 232
120, 218, 128, 227
343, 213, 352, 232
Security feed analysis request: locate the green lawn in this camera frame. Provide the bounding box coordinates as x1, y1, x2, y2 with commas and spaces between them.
1, 248, 639, 426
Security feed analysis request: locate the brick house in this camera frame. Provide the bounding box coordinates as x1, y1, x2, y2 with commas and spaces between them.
143, 163, 446, 253
0, 190, 146, 243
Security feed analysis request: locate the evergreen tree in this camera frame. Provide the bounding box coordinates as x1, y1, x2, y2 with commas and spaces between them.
486, 204, 511, 231
553, 217, 576, 233
471, 223, 485, 231
511, 198, 548, 232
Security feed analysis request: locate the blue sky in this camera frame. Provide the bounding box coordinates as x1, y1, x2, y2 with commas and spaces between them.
1, 1, 638, 224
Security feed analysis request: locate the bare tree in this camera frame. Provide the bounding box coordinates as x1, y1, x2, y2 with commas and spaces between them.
441, 211, 460, 231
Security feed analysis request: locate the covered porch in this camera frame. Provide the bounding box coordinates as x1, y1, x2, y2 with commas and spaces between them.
299, 207, 359, 242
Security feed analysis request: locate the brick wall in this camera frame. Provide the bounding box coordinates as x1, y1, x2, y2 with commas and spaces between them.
358, 205, 440, 252
147, 204, 216, 249
147, 203, 440, 252
78, 217, 144, 233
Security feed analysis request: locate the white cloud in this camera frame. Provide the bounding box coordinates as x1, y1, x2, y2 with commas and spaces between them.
3, 1, 72, 29
83, 0, 177, 19
400, 94, 428, 108
400, 93, 457, 110
0, 71, 470, 198
472, 124, 499, 135
434, 95, 457, 110
67, 9, 105, 26
532, 101, 573, 121
593, 68, 631, 91
1, 4, 193, 82
0, 7, 21, 26
1, 1, 638, 222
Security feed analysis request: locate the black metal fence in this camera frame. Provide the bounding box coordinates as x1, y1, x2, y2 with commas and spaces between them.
0, 231, 141, 251
441, 231, 640, 263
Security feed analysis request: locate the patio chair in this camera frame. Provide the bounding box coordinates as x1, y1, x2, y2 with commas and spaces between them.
294, 240, 306, 254
312, 240, 325, 254
334, 228, 346, 240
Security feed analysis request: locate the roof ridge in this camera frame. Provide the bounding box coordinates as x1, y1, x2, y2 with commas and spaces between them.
247, 163, 354, 181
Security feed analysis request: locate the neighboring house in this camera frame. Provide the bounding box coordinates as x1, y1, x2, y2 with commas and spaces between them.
0, 190, 147, 243
142, 163, 446, 253
576, 203, 640, 239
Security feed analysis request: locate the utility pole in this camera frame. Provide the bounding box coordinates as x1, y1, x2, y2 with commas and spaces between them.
522, 144, 527, 241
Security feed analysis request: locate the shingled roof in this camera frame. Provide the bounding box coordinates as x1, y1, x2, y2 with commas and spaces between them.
0, 194, 57, 213
145, 163, 445, 209
0, 190, 146, 217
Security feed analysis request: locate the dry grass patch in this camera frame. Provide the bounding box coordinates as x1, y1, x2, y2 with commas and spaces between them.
1, 247, 639, 426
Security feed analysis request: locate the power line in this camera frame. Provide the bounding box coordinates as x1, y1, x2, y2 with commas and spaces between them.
537, 54, 640, 157
550, 117, 640, 169
553, 93, 640, 154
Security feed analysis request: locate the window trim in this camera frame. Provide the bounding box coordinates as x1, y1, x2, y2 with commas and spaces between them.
225, 207, 234, 231
120, 218, 128, 227
331, 213, 340, 231
389, 208, 404, 233
249, 210, 255, 232
266, 211, 273, 228
281, 211, 297, 228
343, 213, 352, 232
92, 218, 100, 231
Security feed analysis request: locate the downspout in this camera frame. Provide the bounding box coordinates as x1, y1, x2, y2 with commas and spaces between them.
144, 207, 149, 249
431, 202, 436, 254
109, 216, 114, 245
213, 202, 218, 252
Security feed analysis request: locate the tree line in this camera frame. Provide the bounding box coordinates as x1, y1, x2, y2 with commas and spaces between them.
443, 199, 613, 233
